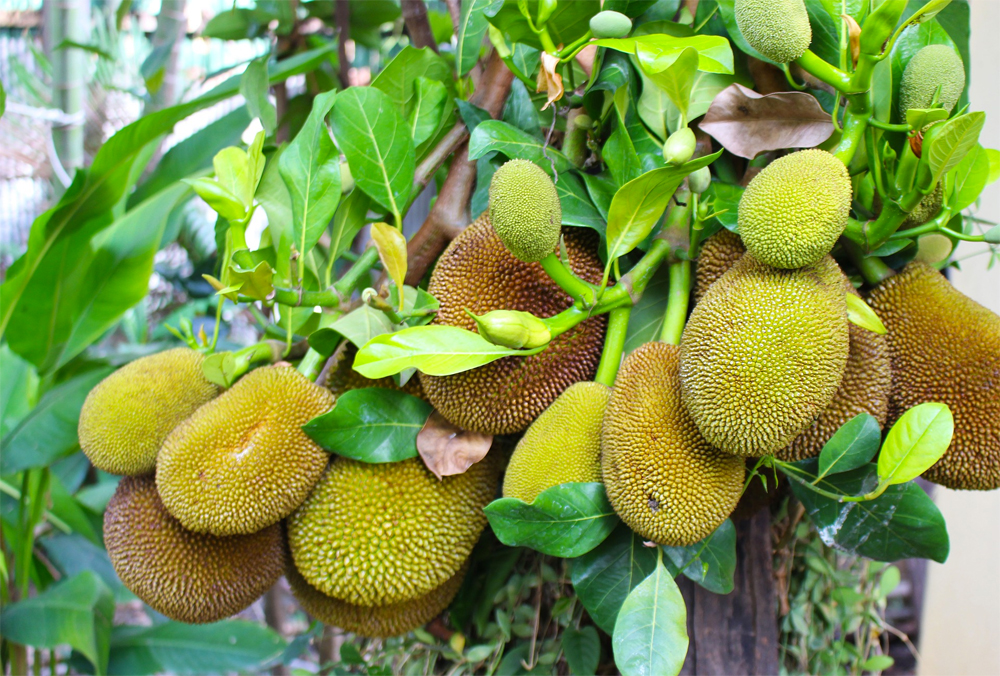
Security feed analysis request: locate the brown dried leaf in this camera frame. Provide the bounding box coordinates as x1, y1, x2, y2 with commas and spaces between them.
699, 84, 835, 159
536, 52, 564, 111
841, 15, 861, 67
417, 411, 493, 479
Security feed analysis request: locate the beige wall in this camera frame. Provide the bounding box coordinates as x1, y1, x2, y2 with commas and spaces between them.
918, 1, 1000, 675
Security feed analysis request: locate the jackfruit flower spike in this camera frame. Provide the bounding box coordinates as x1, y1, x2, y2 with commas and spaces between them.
466, 309, 552, 350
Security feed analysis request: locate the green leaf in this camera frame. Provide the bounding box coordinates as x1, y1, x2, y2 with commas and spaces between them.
596, 33, 734, 74
661, 519, 736, 594
605, 87, 643, 187
331, 87, 414, 221
878, 402, 954, 486
951, 143, 991, 212
562, 626, 601, 676
371, 46, 452, 114
468, 120, 573, 174
861, 654, 895, 672
503, 78, 541, 138
483, 483, 618, 557
184, 177, 246, 221
304, 388, 432, 463
556, 173, 605, 234
924, 112, 985, 185
0, 344, 38, 437
0, 571, 114, 675
228, 259, 274, 301
214, 131, 265, 213
623, 265, 669, 355
636, 69, 671, 140
40, 534, 132, 602
705, 181, 742, 232
641, 47, 699, 125
239, 56, 277, 134
409, 77, 449, 146
456, 0, 499, 76
985, 148, 1000, 185
370, 222, 408, 306
353, 325, 543, 379
817, 413, 882, 479
327, 304, 396, 350
612, 557, 689, 676
845, 293, 887, 335
486, 0, 598, 51
329, 190, 372, 264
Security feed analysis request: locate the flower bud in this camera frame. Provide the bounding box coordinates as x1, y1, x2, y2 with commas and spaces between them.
663, 128, 696, 166
590, 10, 632, 38
688, 166, 712, 194
467, 310, 552, 350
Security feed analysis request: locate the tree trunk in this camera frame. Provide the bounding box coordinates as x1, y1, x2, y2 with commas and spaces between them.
43, 0, 89, 172
147, 0, 187, 112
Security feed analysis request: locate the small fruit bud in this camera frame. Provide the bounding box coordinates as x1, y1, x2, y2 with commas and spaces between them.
573, 114, 593, 129
688, 167, 712, 194
589, 10, 632, 39
467, 309, 552, 350
663, 128, 696, 166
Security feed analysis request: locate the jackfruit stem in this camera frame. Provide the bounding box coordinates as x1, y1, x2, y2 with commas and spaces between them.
660, 261, 691, 346
842, 239, 895, 287
795, 50, 853, 93
594, 306, 632, 387
540, 253, 599, 307
297, 348, 326, 382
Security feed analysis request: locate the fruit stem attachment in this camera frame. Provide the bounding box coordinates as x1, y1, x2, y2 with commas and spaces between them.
794, 50, 854, 93
868, 118, 910, 133
296, 347, 326, 382
842, 239, 895, 287
660, 261, 691, 346
540, 253, 599, 307
594, 306, 631, 387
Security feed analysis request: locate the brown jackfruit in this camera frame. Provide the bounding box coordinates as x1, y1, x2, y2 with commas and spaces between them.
693, 230, 745, 304
104, 475, 283, 624
419, 215, 606, 435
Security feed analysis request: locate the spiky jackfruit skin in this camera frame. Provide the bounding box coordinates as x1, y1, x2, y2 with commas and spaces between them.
488, 159, 562, 263
738, 150, 852, 269
694, 230, 745, 304
286, 560, 467, 638
327, 343, 425, 400
420, 216, 606, 435
502, 381, 609, 503
104, 475, 283, 624
602, 343, 744, 546
680, 255, 850, 457
899, 45, 965, 115
288, 454, 500, 606
873, 182, 944, 230
867, 263, 1000, 490
157, 366, 334, 536
734, 0, 812, 64
78, 348, 220, 475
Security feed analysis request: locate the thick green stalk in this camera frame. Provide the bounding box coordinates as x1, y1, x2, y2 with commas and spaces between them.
594, 307, 631, 387
794, 50, 854, 92
843, 239, 894, 286
540, 253, 599, 307
660, 261, 691, 345
296, 348, 326, 382
266, 246, 380, 308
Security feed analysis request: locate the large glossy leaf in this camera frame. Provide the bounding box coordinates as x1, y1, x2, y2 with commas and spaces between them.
612, 558, 689, 676
328, 190, 371, 264
325, 303, 396, 349
662, 519, 736, 594
951, 143, 991, 212
304, 388, 432, 463
484, 482, 617, 557
556, 174, 605, 233
468, 120, 573, 174
878, 402, 953, 486
641, 47, 698, 125
596, 34, 734, 74
605, 87, 643, 187
502, 78, 541, 138
0, 344, 38, 436
409, 77, 449, 146
456, 0, 499, 76
370, 46, 452, 113
40, 534, 132, 601
817, 413, 882, 479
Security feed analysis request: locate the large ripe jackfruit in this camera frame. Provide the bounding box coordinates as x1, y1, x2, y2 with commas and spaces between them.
679, 254, 850, 457
602, 343, 744, 546
78, 348, 219, 475
899, 45, 965, 115
489, 159, 562, 263
502, 381, 609, 503
735, 0, 812, 64
738, 150, 852, 269
419, 215, 606, 435
286, 559, 467, 638
694, 230, 745, 304
156, 365, 334, 536
287, 454, 499, 606
104, 475, 283, 624
867, 262, 1000, 490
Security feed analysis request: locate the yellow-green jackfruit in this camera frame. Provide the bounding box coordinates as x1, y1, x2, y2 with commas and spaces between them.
602, 343, 744, 546
899, 45, 965, 115
78, 348, 219, 475
104, 475, 284, 624
679, 254, 850, 457
694, 230, 745, 304
867, 262, 1000, 490
502, 381, 609, 503
738, 150, 852, 269
420, 215, 606, 435
488, 159, 562, 263
287, 454, 499, 606
156, 365, 334, 536
735, 0, 812, 64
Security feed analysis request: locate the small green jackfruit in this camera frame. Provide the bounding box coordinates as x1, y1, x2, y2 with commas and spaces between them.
78, 348, 220, 475
899, 45, 965, 115
602, 343, 744, 546
680, 254, 850, 457
488, 159, 562, 263
104, 475, 284, 624
738, 150, 852, 269
502, 381, 609, 503
156, 365, 334, 536
735, 0, 812, 64
693, 230, 745, 304
867, 262, 1000, 490
288, 454, 499, 606
589, 10, 632, 38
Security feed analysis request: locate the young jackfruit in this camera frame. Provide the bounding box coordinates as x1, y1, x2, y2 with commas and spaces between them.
286, 560, 467, 638
488, 159, 562, 263
899, 45, 966, 115
589, 10, 632, 39
738, 150, 852, 269
419, 215, 606, 435
104, 475, 283, 624
735, 0, 812, 64
867, 262, 1000, 490
693, 230, 745, 304
156, 365, 334, 536
680, 254, 850, 457
601, 343, 744, 546
287, 454, 500, 606
78, 348, 220, 475
502, 381, 609, 503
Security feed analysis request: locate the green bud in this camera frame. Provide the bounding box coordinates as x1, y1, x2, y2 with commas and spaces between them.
688, 166, 712, 194
466, 309, 552, 350
537, 0, 558, 27
663, 128, 696, 166
488, 25, 511, 59
589, 10, 632, 39
573, 114, 593, 130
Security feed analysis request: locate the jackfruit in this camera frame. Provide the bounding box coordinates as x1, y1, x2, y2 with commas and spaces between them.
663, 128, 696, 166
693, 230, 745, 304
327, 343, 426, 400
156, 365, 334, 536
104, 475, 283, 624
488, 159, 562, 263
679, 254, 850, 457
287, 453, 500, 606
419, 215, 606, 435
78, 348, 220, 475
286, 559, 467, 638
899, 45, 965, 115
601, 342, 744, 546
735, 0, 812, 64
502, 381, 609, 503
738, 150, 852, 269
873, 182, 943, 229
867, 262, 1000, 490
589, 10, 632, 39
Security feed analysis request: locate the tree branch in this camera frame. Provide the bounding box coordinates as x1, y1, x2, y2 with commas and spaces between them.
445, 0, 462, 34
401, 0, 439, 53
335, 0, 351, 87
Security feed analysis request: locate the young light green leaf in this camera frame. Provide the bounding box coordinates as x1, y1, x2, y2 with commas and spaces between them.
328, 190, 371, 265
878, 402, 954, 486
228, 260, 274, 301
202, 351, 238, 388
239, 56, 277, 135
370, 222, 408, 310
861, 655, 895, 673
905, 107, 949, 130
409, 76, 449, 146
986, 148, 1000, 185
817, 413, 882, 479
641, 47, 699, 125
468, 120, 574, 174
328, 304, 396, 349
596, 34, 734, 74
924, 112, 986, 186
183, 177, 245, 221
845, 293, 887, 335
612, 557, 689, 676
951, 143, 991, 212
212, 132, 265, 213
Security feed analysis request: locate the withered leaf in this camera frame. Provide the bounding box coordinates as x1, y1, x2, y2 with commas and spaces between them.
417, 411, 493, 479
699, 84, 834, 159
841, 15, 861, 67
537, 52, 564, 111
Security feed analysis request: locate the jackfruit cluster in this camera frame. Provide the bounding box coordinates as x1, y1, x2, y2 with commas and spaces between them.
899, 45, 966, 115
419, 215, 606, 435
489, 159, 562, 263
734, 0, 812, 64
